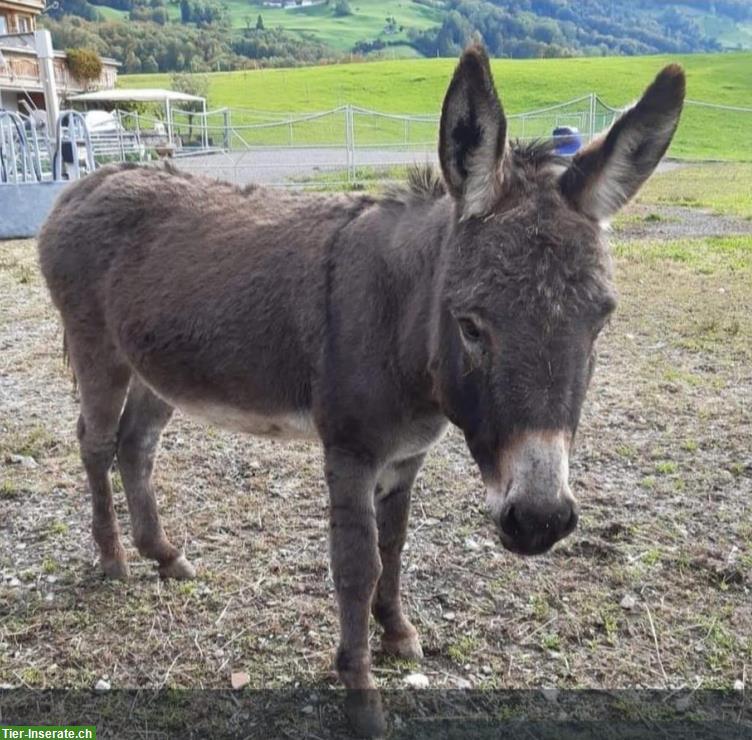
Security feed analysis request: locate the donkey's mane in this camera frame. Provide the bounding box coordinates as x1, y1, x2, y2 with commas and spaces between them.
388, 139, 568, 206
510, 138, 569, 171
382, 165, 446, 204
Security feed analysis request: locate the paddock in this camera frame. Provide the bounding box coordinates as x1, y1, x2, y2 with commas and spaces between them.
0, 162, 750, 734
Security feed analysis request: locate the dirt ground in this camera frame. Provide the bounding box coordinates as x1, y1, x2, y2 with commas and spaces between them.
0, 191, 750, 708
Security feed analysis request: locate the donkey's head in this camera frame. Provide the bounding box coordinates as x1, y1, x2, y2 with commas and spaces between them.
431, 46, 685, 556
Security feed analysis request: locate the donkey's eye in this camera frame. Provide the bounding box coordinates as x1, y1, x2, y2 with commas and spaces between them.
458, 317, 482, 343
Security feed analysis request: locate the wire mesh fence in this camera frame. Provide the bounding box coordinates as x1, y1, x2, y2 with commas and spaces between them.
151, 94, 623, 187
29, 95, 750, 188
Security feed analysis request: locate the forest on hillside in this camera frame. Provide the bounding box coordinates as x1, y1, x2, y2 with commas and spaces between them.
41, 0, 752, 72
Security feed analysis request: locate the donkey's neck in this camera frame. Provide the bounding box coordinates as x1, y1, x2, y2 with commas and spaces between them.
365, 192, 454, 403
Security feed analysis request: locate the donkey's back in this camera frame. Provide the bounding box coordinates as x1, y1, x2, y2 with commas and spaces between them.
39, 164, 373, 429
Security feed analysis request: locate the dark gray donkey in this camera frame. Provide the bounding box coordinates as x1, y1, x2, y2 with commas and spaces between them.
39, 46, 685, 736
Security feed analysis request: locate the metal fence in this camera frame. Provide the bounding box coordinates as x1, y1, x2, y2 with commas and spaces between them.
159, 95, 752, 188
5, 95, 749, 188
140, 93, 625, 187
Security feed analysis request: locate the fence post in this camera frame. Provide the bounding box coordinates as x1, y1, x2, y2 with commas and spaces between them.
117, 113, 125, 162
133, 111, 142, 161
350, 107, 356, 182
588, 92, 597, 144
8, 119, 18, 183
223, 108, 230, 151
345, 105, 354, 184
202, 102, 209, 150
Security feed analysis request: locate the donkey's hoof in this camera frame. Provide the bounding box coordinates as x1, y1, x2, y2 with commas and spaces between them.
101, 557, 130, 580
382, 632, 423, 661
158, 554, 196, 580
345, 689, 386, 738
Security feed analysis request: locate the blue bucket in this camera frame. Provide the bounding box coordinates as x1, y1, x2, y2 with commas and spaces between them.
552, 126, 583, 156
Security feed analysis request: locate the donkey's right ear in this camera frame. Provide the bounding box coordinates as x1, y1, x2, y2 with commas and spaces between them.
439, 45, 507, 220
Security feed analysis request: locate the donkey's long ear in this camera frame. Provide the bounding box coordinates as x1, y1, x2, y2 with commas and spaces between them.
439, 45, 507, 220
560, 64, 685, 221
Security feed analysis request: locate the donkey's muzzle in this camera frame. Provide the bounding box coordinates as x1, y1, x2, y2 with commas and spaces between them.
497, 491, 579, 556
486, 429, 578, 555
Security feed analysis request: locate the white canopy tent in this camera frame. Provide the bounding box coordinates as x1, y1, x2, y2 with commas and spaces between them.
68, 88, 208, 146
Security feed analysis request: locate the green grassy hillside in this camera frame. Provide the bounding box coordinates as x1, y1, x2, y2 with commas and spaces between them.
693, 12, 752, 50
120, 52, 752, 160
153, 0, 442, 53
228, 0, 443, 49
160, 0, 752, 55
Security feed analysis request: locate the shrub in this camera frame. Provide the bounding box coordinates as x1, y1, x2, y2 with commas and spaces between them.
65, 47, 102, 82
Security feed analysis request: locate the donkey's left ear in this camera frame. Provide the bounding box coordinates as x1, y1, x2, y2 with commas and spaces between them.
560, 64, 686, 221
439, 45, 507, 219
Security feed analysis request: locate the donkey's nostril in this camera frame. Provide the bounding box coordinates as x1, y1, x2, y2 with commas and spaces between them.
500, 504, 519, 538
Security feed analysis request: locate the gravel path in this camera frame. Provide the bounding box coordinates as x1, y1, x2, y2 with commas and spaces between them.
615, 203, 752, 241
171, 146, 437, 186
168, 148, 687, 188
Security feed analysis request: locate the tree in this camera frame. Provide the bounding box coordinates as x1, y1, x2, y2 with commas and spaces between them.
256, 13, 264, 29
170, 72, 208, 143
143, 53, 159, 72
124, 49, 141, 72
170, 70, 209, 102
334, 0, 351, 16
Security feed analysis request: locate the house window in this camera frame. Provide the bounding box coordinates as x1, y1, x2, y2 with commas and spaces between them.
18, 16, 32, 32
0, 16, 8, 35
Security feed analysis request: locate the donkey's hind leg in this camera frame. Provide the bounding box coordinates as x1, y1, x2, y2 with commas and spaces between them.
69, 339, 132, 579
117, 377, 195, 580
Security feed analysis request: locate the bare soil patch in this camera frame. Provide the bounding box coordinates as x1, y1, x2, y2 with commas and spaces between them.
0, 229, 750, 696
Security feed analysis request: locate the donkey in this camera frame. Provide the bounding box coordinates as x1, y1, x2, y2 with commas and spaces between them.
39, 46, 684, 736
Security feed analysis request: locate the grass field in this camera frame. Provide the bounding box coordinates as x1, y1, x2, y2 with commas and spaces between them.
227, 0, 443, 49
146, 0, 441, 53
637, 163, 752, 218
150, 0, 442, 48
95, 4, 128, 20
120, 52, 752, 160
696, 12, 752, 50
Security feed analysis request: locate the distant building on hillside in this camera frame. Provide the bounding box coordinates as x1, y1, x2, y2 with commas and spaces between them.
261, 0, 325, 7
0, 0, 119, 117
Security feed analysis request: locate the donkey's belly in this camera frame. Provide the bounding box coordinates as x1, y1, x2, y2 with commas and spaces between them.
172, 399, 319, 441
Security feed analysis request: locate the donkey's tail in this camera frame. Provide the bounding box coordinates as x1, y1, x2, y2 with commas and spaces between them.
62, 330, 78, 394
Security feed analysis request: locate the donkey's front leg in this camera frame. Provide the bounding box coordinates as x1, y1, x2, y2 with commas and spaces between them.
372, 454, 425, 660
325, 447, 385, 738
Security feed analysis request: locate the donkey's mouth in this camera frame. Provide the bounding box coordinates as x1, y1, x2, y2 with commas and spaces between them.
494, 495, 579, 557
497, 528, 563, 557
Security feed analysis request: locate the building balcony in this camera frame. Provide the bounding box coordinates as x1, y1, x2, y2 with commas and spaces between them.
0, 34, 118, 97
0, 0, 45, 11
